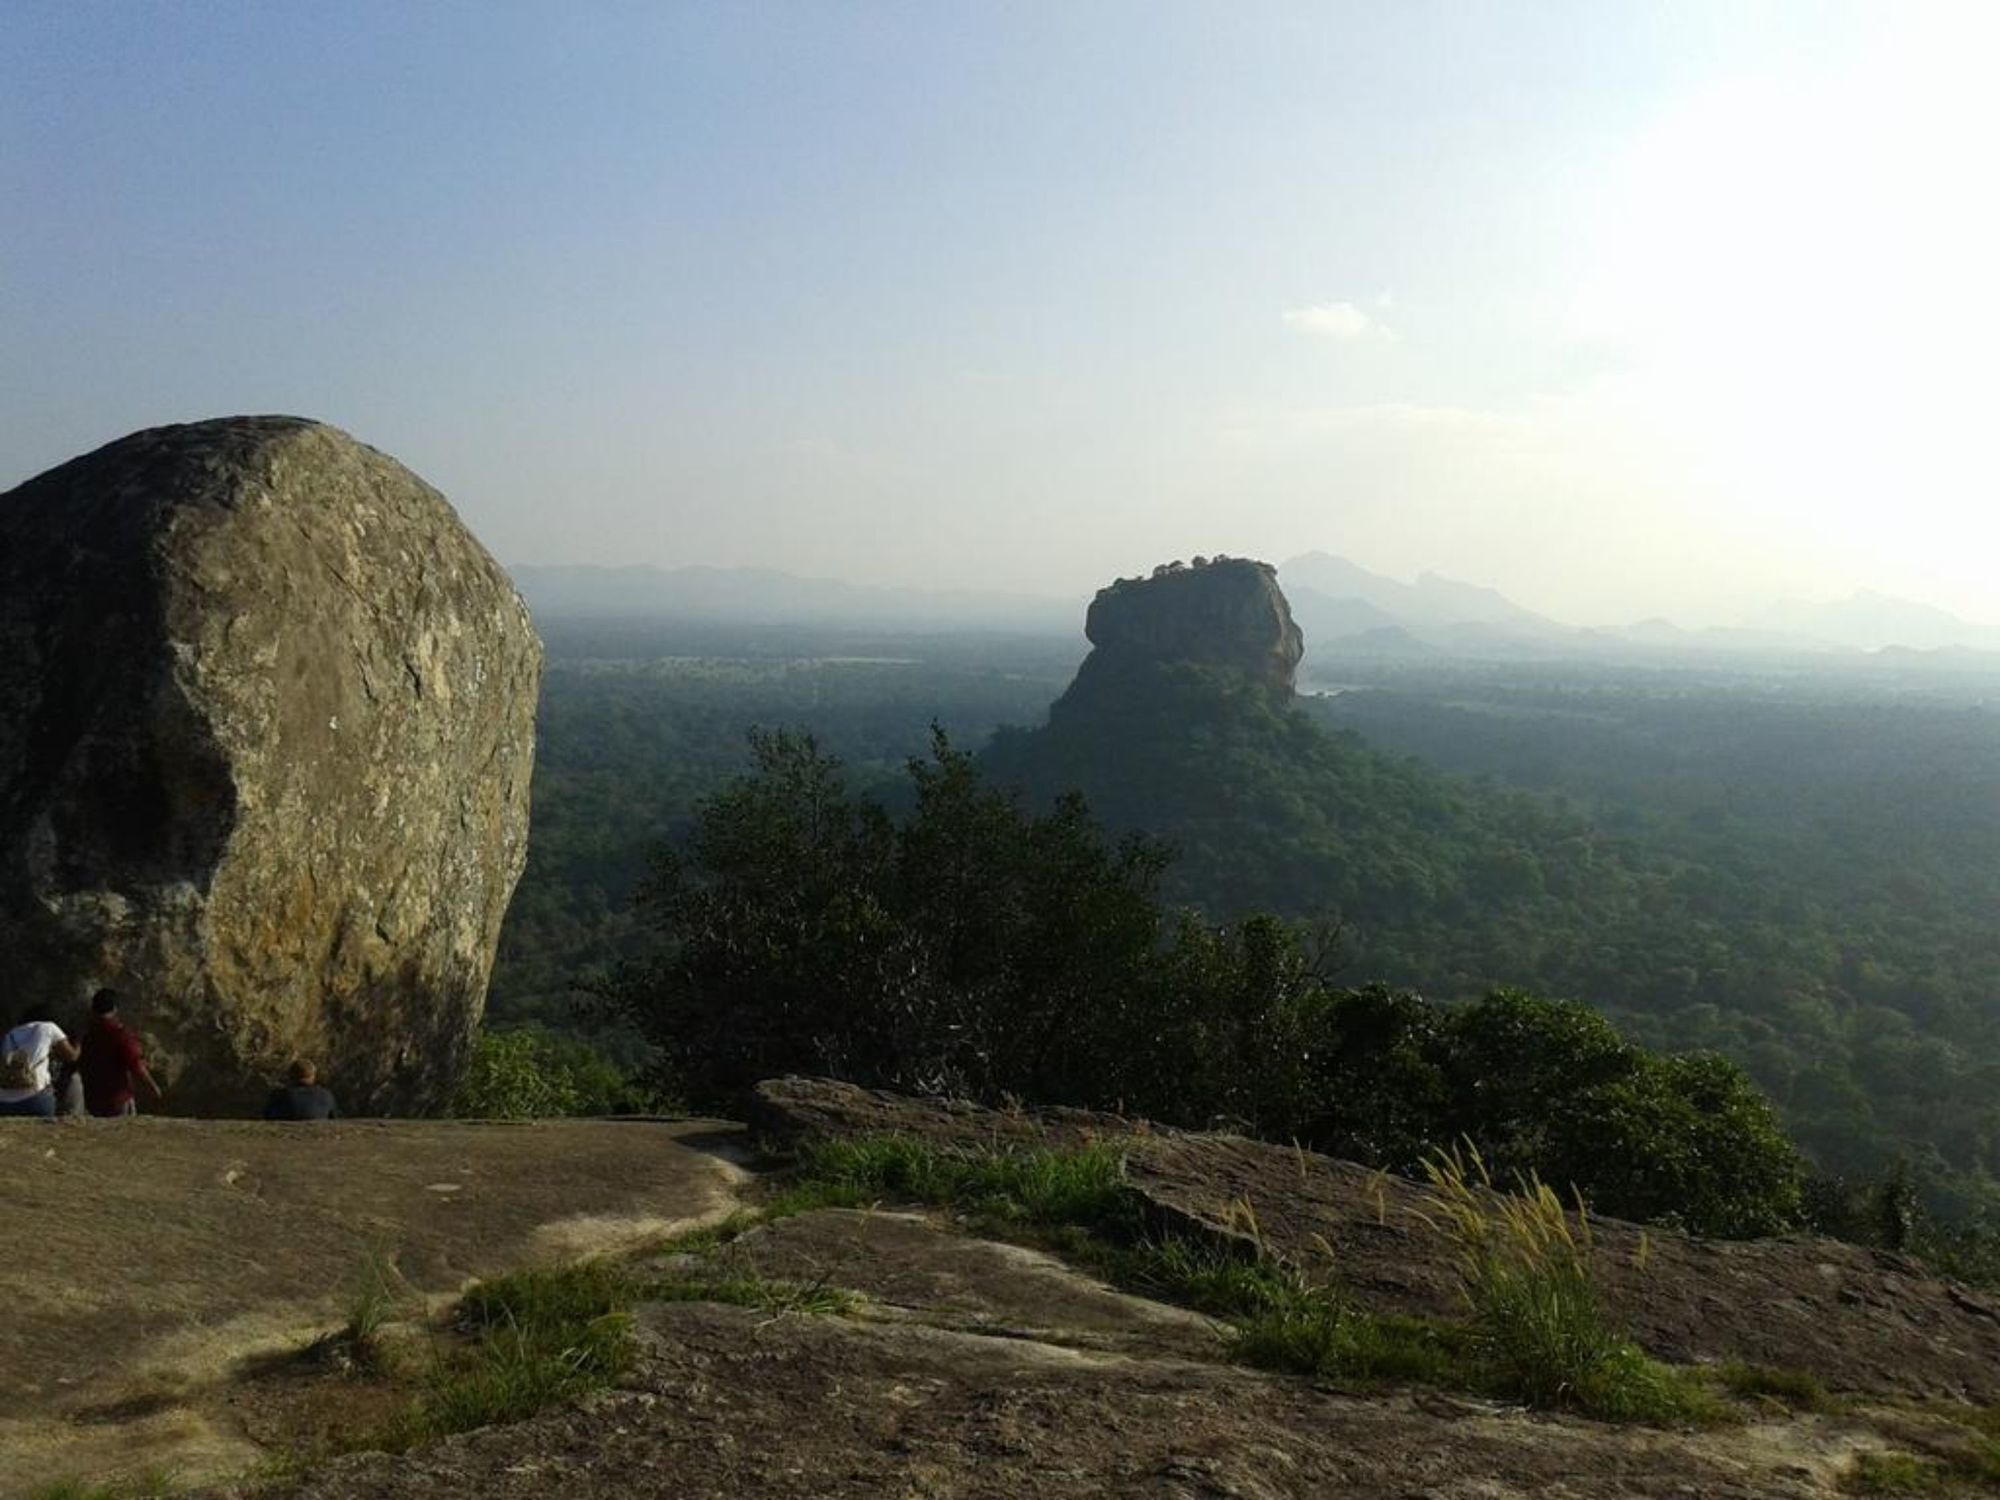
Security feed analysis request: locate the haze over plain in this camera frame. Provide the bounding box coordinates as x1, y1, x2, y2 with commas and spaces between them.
5, 1, 1995, 631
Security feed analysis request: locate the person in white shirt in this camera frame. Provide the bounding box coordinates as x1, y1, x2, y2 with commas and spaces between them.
0, 1007, 82, 1119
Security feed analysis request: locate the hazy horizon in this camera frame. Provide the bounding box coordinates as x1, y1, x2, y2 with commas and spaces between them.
8, 2, 1996, 630
512, 550, 2000, 637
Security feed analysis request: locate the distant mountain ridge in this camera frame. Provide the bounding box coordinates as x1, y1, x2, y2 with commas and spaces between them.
510, 558, 1999, 660
1282, 552, 1554, 632
511, 563, 1076, 632
1749, 590, 2000, 653
1278, 553, 2000, 661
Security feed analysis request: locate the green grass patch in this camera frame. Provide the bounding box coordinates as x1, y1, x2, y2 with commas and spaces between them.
396, 1254, 863, 1447
1105, 1234, 1290, 1319
1958, 1404, 2000, 1441
341, 1245, 409, 1357
457, 1259, 632, 1335
302, 1244, 867, 1471
789, 1141, 1503, 1400
756, 1179, 877, 1219
25, 1477, 179, 1500
1231, 1290, 1468, 1387
1714, 1360, 1832, 1411
393, 1260, 637, 1445
642, 1209, 767, 1259
1847, 1452, 1954, 1494
794, 1135, 1137, 1232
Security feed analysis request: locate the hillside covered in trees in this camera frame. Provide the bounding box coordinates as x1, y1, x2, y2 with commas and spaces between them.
980, 574, 2000, 1225
493, 587, 2000, 1230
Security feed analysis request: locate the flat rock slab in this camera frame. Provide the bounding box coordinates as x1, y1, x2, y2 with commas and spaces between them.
752, 1077, 2000, 1404
672, 1208, 1224, 1359
233, 1301, 1859, 1500
2, 1117, 745, 1483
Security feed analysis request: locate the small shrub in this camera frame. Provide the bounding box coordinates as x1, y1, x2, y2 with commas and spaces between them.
397, 1260, 638, 1445
451, 1028, 654, 1120
1420, 1145, 1717, 1423
414, 1311, 631, 1439
342, 1245, 414, 1368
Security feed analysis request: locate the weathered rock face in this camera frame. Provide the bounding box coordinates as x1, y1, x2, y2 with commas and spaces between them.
1064, 557, 1303, 705
0, 417, 542, 1115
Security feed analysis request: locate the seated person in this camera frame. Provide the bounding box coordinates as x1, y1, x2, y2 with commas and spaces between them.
0, 1006, 82, 1119
264, 1059, 339, 1121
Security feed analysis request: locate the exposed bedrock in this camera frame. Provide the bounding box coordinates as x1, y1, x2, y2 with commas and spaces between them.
1062, 557, 1304, 709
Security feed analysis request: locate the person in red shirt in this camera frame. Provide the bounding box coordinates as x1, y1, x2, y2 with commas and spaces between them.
76, 989, 164, 1118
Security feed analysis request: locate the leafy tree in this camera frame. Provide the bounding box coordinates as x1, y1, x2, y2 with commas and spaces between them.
599, 728, 1171, 1107
601, 730, 1805, 1237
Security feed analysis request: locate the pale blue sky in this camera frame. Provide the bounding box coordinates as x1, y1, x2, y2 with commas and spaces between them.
6, 2, 1993, 624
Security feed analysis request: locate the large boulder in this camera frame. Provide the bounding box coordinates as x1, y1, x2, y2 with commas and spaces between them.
0, 417, 542, 1115
1062, 557, 1303, 708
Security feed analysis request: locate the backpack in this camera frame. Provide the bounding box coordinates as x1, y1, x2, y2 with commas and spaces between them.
0, 1030, 38, 1092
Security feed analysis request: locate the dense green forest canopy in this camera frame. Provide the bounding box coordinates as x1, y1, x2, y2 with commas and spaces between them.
489, 623, 1073, 1042
1306, 659, 2000, 1219
599, 727, 1802, 1237
493, 618, 2000, 1224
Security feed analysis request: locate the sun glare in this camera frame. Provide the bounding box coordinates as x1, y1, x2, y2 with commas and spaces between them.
1568, 7, 2000, 606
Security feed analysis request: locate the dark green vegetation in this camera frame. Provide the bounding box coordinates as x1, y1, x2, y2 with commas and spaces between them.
987, 650, 2000, 1224
602, 729, 1802, 1237
1845, 1438, 2000, 1496
490, 632, 1070, 1045
1312, 662, 2000, 1223
448, 1027, 656, 1119
1715, 1361, 1833, 1411
795, 1135, 1136, 1229
493, 619, 2000, 1233
790, 1135, 1718, 1424
410, 1261, 636, 1440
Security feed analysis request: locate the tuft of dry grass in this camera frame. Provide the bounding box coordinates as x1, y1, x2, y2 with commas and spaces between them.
1418, 1144, 1719, 1423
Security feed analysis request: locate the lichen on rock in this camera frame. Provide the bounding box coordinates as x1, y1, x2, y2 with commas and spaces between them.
0, 416, 542, 1115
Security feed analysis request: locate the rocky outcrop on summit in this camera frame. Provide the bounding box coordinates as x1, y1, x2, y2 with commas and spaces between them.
1066, 558, 1303, 705
0, 417, 541, 1115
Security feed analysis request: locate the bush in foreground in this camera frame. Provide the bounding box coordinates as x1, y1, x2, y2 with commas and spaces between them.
450, 1026, 653, 1119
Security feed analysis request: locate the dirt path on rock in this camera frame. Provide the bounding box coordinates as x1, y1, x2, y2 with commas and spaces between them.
2, 1117, 750, 1492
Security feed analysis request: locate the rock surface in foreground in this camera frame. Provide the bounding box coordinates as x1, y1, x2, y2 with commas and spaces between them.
753, 1076, 2000, 1405
1, 1116, 744, 1487
0, 417, 542, 1113
243, 1299, 1856, 1500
